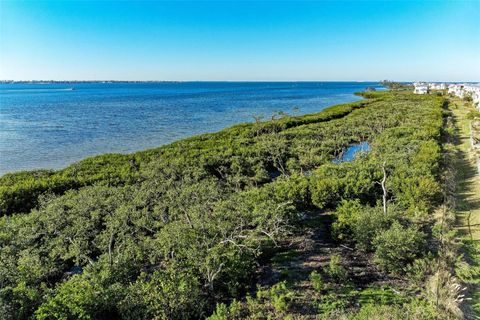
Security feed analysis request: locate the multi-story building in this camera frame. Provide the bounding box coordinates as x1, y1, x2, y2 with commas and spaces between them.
413, 82, 428, 94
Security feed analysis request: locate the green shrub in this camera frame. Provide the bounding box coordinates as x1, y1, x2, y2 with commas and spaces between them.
256, 281, 294, 313
332, 199, 363, 242
207, 303, 228, 320
35, 274, 118, 320
351, 205, 395, 251
405, 256, 436, 286
333, 200, 395, 251
120, 267, 204, 320
356, 286, 406, 306
207, 300, 244, 320
310, 270, 324, 292
373, 222, 426, 274
315, 292, 350, 315
342, 299, 437, 320
326, 254, 347, 281
466, 110, 480, 120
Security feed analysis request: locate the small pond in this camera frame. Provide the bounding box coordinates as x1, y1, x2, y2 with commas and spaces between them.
333, 141, 370, 163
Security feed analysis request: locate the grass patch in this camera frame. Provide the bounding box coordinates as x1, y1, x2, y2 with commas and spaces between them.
271, 250, 301, 265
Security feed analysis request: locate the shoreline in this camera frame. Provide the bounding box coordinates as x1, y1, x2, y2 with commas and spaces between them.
0, 86, 369, 176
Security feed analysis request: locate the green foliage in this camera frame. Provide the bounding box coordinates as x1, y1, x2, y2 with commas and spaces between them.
207, 303, 229, 320
310, 270, 324, 292
464, 93, 473, 102
466, 110, 480, 120
207, 300, 244, 320
342, 300, 437, 320
380, 80, 413, 91
373, 222, 426, 274
315, 291, 351, 315
34, 269, 122, 320
356, 286, 406, 306
120, 267, 204, 320
405, 255, 436, 286
325, 254, 347, 281
0, 154, 139, 215
332, 200, 396, 251
0, 91, 448, 319
255, 281, 293, 313
0, 281, 44, 320
331, 199, 363, 242
350, 205, 395, 251
208, 282, 295, 319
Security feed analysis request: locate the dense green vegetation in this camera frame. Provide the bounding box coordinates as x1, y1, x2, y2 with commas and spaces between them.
380, 80, 414, 91
0, 91, 474, 319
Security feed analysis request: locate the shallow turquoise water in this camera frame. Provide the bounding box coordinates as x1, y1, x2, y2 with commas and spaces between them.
0, 82, 381, 174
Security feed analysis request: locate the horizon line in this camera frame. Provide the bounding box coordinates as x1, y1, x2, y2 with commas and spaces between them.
2, 79, 479, 83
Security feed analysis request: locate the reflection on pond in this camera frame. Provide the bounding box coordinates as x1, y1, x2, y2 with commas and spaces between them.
333, 141, 370, 163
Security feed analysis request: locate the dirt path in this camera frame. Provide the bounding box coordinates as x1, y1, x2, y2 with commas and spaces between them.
450, 99, 480, 240
449, 99, 480, 317
255, 210, 401, 317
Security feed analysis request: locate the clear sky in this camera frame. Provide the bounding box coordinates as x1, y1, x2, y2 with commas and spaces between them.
1, 0, 479, 81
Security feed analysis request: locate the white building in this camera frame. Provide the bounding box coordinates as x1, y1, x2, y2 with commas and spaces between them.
428, 83, 446, 90
447, 83, 480, 110
464, 84, 480, 109
413, 82, 428, 94
412, 82, 479, 109
448, 84, 464, 98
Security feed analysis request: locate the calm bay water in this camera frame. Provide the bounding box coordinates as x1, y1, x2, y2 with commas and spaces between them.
0, 82, 381, 175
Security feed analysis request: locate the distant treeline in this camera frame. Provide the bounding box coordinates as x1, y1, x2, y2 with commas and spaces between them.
380, 80, 414, 90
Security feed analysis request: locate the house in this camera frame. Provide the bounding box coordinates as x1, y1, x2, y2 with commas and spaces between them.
429, 83, 446, 90
413, 82, 428, 94
463, 84, 480, 109
448, 84, 464, 98
447, 83, 480, 110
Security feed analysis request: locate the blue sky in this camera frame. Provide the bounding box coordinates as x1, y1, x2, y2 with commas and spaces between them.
1, 0, 479, 81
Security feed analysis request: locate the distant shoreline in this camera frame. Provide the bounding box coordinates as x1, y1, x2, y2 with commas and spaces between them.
2, 80, 478, 84
1, 80, 385, 84
0, 81, 373, 175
